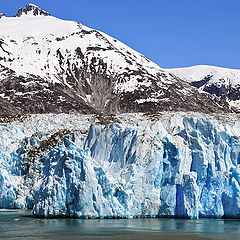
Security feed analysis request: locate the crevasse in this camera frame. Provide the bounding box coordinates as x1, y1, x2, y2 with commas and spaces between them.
1, 113, 240, 219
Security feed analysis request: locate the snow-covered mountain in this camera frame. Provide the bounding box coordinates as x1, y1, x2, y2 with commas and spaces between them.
2, 4, 240, 220
0, 4, 231, 116
168, 65, 240, 111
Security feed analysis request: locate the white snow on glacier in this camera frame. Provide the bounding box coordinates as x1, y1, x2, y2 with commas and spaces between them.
1, 113, 240, 219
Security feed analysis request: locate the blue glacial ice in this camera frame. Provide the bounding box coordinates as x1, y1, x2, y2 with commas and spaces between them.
1, 113, 240, 219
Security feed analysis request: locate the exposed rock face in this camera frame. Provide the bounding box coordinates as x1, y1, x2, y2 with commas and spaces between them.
15, 4, 51, 17
0, 96, 21, 116
0, 5, 233, 116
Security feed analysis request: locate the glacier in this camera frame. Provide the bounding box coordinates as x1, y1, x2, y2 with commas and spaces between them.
1, 113, 240, 219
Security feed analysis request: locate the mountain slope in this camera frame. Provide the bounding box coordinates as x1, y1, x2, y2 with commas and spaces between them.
168, 65, 240, 111
0, 4, 232, 115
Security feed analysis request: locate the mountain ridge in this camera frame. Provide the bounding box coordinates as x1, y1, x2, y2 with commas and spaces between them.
168, 65, 240, 111
0, 4, 234, 116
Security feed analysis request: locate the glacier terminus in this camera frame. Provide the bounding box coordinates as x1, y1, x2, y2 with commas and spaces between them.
1, 113, 240, 219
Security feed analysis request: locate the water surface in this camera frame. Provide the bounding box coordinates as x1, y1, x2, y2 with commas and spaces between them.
1, 209, 240, 240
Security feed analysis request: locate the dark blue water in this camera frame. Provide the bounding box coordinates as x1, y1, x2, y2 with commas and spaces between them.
1, 209, 240, 239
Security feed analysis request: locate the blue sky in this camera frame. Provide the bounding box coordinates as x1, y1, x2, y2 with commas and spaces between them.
1, 0, 240, 69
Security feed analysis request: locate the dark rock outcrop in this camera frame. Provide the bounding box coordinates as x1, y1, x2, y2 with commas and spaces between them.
15, 4, 51, 17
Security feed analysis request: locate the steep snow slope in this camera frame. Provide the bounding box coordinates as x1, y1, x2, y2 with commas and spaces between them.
1, 113, 240, 219
168, 65, 240, 111
0, 13, 160, 83
0, 4, 231, 115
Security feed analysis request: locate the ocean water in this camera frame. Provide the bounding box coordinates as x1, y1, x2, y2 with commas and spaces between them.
1, 210, 240, 240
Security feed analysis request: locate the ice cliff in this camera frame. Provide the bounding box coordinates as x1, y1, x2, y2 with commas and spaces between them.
1, 113, 240, 219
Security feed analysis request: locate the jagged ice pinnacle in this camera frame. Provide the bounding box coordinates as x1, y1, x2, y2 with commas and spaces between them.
1, 113, 240, 219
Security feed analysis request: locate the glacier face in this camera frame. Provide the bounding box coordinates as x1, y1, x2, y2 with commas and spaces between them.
1, 113, 240, 219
